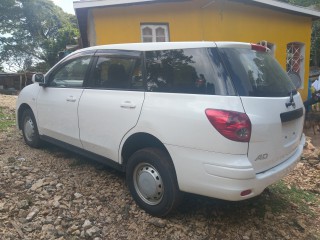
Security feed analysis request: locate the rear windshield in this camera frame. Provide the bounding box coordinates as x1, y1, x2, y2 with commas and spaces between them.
145, 48, 236, 95
218, 48, 296, 97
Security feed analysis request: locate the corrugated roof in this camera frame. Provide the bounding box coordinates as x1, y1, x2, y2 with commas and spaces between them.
73, 0, 320, 18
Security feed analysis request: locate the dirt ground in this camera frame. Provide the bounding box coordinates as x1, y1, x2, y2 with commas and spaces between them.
0, 94, 17, 110
0, 94, 319, 240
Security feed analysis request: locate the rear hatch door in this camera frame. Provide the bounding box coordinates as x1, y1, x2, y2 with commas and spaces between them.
241, 95, 304, 173
217, 43, 304, 173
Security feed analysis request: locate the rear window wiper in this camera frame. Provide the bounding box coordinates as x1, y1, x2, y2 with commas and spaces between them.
288, 89, 297, 96
285, 90, 297, 108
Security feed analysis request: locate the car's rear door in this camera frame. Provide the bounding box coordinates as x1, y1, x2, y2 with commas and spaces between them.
78, 50, 145, 162
218, 43, 305, 173
241, 95, 304, 173
36, 52, 94, 148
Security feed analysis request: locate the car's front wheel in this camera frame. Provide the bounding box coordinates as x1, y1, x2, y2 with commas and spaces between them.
126, 148, 182, 217
21, 109, 42, 148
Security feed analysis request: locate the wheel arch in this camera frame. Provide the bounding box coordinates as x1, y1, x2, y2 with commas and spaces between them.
121, 132, 172, 167
17, 104, 33, 130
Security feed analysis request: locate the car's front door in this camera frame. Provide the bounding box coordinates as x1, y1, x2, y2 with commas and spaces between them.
36, 53, 93, 148
78, 50, 145, 162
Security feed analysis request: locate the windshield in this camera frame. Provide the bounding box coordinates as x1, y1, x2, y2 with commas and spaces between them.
218, 48, 296, 97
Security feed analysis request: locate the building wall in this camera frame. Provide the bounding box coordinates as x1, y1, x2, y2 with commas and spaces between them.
91, 0, 312, 99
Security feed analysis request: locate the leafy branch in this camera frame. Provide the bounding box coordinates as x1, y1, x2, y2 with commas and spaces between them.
0, 0, 79, 73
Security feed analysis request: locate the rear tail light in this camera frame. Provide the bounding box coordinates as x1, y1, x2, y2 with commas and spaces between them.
205, 109, 251, 142
251, 43, 268, 52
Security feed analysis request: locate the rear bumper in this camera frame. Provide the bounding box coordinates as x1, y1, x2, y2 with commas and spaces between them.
167, 134, 305, 201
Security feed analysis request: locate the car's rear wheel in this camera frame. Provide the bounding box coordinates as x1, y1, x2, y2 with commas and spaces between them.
21, 109, 42, 148
126, 147, 182, 217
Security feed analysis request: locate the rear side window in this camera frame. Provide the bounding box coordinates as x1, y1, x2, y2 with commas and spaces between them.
145, 48, 235, 95
219, 48, 296, 97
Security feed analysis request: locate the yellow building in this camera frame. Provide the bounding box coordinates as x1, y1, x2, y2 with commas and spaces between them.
74, 0, 320, 100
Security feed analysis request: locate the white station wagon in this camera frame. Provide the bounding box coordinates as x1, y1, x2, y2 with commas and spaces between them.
16, 42, 305, 216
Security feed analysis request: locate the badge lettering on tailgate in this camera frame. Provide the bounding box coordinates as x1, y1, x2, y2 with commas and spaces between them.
255, 153, 268, 161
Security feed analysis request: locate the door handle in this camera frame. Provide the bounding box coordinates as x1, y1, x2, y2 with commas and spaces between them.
120, 101, 136, 109
66, 96, 76, 102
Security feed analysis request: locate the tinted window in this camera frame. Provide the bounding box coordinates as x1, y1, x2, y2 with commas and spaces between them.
90, 56, 142, 90
49, 56, 91, 88
145, 48, 235, 95
219, 48, 296, 97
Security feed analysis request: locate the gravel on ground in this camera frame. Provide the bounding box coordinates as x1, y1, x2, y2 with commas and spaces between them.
0, 94, 319, 240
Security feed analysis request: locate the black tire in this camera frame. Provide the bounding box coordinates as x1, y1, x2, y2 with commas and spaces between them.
21, 109, 42, 148
126, 147, 182, 217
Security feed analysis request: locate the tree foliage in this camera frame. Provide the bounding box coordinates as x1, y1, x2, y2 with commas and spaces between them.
0, 0, 79, 72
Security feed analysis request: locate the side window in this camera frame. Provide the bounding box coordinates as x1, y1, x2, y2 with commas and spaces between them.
145, 48, 235, 95
49, 56, 91, 88
90, 56, 142, 90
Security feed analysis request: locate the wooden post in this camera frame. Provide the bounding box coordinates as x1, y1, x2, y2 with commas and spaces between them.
19, 74, 22, 90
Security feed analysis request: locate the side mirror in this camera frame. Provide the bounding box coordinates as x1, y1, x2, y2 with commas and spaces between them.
32, 73, 46, 86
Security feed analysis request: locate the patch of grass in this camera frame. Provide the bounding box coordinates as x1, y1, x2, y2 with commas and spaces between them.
267, 180, 319, 216
0, 107, 15, 131
215, 180, 320, 219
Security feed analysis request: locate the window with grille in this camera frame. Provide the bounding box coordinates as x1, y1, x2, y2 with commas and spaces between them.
286, 42, 305, 89
141, 24, 169, 42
